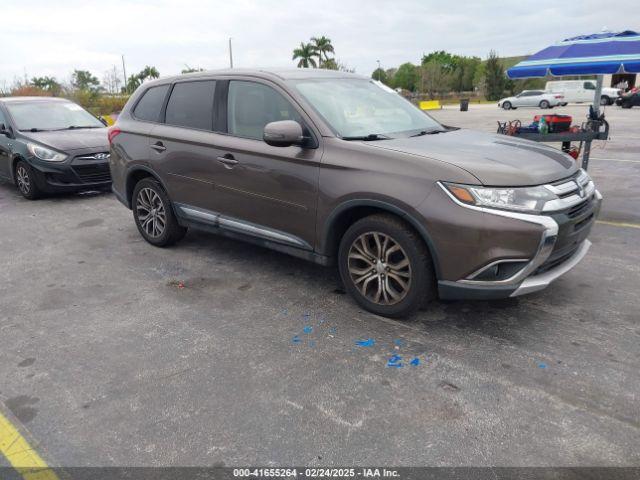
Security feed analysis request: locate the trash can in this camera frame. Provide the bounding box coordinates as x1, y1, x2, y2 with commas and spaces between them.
460, 98, 469, 111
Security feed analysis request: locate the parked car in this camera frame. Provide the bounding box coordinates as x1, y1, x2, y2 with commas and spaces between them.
616, 89, 640, 108
546, 80, 622, 106
0, 97, 110, 199
498, 90, 564, 110
110, 70, 601, 318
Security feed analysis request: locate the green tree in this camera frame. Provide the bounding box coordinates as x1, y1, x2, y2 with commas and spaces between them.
371, 68, 388, 84
126, 66, 160, 92
292, 43, 318, 68
71, 70, 100, 92
311, 36, 334, 67
484, 50, 506, 101
31, 76, 62, 95
421, 51, 458, 73
421, 61, 451, 98
393, 63, 419, 92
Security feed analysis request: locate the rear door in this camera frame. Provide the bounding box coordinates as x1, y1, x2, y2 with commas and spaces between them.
147, 80, 225, 212
209, 79, 321, 250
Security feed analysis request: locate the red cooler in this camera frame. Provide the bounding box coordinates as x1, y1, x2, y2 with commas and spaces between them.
533, 114, 572, 133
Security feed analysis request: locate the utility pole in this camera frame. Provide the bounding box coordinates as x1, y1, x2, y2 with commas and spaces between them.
229, 38, 234, 69
377, 60, 381, 80
121, 55, 128, 93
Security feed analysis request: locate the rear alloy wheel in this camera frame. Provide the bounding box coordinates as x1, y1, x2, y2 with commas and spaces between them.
338, 214, 436, 318
539, 100, 550, 109
133, 178, 186, 247
15, 161, 41, 200
502, 101, 512, 110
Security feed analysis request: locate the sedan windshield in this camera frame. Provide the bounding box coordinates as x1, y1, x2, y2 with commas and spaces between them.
291, 78, 443, 138
6, 101, 104, 131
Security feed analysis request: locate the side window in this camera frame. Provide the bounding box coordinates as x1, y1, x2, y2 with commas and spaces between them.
165, 81, 216, 130
133, 85, 170, 122
227, 81, 303, 140
584, 82, 596, 90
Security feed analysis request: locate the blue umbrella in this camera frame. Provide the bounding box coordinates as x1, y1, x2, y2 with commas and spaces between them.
507, 30, 640, 78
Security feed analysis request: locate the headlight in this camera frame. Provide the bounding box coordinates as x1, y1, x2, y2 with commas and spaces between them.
27, 143, 67, 162
444, 182, 557, 213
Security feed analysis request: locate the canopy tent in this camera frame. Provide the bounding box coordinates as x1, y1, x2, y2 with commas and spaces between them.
502, 30, 640, 169
506, 30, 640, 79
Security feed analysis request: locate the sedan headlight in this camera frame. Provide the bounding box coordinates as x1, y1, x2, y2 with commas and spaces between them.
27, 143, 67, 162
444, 182, 557, 214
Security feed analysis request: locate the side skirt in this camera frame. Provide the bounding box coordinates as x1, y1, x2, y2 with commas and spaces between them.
174, 203, 333, 267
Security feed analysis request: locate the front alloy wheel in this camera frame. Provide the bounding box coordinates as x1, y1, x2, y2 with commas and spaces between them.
338, 214, 436, 318
15, 161, 41, 200
347, 232, 411, 305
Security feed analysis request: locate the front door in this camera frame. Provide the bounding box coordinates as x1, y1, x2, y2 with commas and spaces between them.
210, 79, 321, 250
0, 107, 11, 179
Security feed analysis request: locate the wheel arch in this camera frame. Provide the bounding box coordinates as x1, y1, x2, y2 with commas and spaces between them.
125, 166, 169, 209
320, 199, 442, 279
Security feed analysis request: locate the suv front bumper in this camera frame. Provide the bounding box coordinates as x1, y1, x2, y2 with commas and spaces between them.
435, 182, 602, 301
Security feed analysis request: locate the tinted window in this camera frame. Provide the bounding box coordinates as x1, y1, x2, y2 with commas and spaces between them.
133, 85, 169, 122
228, 81, 303, 140
165, 81, 216, 130
584, 82, 596, 90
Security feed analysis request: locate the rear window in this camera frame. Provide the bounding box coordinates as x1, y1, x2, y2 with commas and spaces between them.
133, 85, 170, 122
165, 81, 216, 130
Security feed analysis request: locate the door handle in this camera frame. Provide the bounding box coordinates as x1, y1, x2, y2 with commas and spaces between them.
151, 142, 166, 152
217, 154, 238, 169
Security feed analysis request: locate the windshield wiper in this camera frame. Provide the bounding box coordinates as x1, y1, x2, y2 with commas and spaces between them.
62, 125, 101, 130
342, 133, 392, 141
21, 128, 54, 132
409, 129, 447, 137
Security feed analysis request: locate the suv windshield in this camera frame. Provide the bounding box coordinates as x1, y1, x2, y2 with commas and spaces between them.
6, 101, 104, 131
291, 79, 443, 138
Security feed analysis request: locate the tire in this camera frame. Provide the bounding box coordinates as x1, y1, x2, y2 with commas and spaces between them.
502, 101, 511, 110
14, 160, 42, 200
338, 213, 436, 319
132, 178, 187, 247
600, 96, 610, 106
622, 102, 632, 109
539, 100, 550, 109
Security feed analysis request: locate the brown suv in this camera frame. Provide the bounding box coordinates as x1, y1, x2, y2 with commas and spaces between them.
109, 69, 601, 317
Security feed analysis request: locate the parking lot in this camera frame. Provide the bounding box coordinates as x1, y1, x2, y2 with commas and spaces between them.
0, 104, 638, 467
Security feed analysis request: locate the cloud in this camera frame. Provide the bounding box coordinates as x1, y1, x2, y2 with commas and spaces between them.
3, 0, 637, 86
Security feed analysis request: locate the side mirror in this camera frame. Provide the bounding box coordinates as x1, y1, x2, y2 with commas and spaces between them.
0, 123, 11, 138
263, 120, 304, 147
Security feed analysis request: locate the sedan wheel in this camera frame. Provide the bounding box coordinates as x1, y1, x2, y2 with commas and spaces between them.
539, 100, 550, 109
502, 101, 512, 110
14, 161, 41, 200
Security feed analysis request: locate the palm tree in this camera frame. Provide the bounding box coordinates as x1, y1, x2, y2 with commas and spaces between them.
311, 36, 334, 67
292, 42, 318, 68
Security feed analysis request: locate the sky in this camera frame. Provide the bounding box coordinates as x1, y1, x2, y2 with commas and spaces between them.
3, 0, 639, 89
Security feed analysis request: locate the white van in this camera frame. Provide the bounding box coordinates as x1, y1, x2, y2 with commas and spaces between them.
545, 80, 622, 105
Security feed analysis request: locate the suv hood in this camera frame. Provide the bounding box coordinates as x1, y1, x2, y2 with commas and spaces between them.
368, 129, 578, 186
20, 128, 109, 152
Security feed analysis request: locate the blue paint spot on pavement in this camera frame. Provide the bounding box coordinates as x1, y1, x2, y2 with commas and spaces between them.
329, 327, 337, 334
303, 326, 313, 334
387, 355, 403, 368
410, 357, 420, 366
538, 362, 547, 369
291, 335, 301, 344
355, 338, 375, 347
394, 339, 404, 346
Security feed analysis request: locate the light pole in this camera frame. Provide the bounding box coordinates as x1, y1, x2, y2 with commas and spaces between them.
376, 60, 381, 80
229, 38, 234, 69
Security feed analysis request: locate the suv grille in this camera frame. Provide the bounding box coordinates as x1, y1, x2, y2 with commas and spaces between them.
73, 164, 112, 183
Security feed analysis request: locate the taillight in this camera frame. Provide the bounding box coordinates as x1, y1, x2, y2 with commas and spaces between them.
108, 127, 122, 145
554, 95, 563, 99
